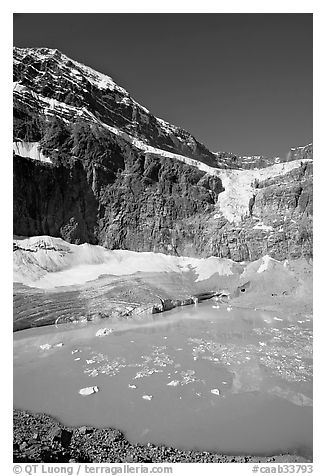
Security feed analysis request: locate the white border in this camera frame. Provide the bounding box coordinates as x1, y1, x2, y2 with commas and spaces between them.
2, 3, 323, 474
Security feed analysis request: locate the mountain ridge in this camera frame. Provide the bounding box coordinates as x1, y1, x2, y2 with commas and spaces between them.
13, 47, 313, 261
13, 46, 216, 167
14, 46, 311, 165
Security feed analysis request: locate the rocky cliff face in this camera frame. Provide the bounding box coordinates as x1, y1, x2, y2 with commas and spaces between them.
13, 47, 313, 261
213, 143, 313, 170
14, 47, 215, 165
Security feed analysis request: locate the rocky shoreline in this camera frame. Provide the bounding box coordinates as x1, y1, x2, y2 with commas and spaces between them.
13, 410, 312, 463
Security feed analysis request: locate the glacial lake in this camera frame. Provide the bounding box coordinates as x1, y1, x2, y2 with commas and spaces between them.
13, 302, 313, 457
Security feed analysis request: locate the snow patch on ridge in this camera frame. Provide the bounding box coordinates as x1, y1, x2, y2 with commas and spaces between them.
71, 58, 123, 93
257, 256, 277, 273
13, 141, 52, 164
291, 144, 312, 150
253, 223, 273, 232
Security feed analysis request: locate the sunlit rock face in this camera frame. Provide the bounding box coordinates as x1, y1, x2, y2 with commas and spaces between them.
13, 47, 215, 164
13, 47, 312, 261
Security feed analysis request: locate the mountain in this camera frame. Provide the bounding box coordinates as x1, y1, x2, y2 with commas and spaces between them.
13, 47, 313, 261
213, 144, 312, 170
13, 47, 215, 165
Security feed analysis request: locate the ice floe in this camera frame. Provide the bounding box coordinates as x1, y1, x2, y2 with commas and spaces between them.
210, 388, 221, 396
79, 386, 99, 396
167, 380, 179, 387
40, 344, 52, 350
142, 395, 153, 401
39, 342, 63, 350
96, 328, 113, 337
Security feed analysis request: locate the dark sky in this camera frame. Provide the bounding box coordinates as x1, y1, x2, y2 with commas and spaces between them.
13, 13, 312, 158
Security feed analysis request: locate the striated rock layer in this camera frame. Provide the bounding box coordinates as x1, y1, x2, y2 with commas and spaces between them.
13, 47, 313, 261
13, 236, 312, 331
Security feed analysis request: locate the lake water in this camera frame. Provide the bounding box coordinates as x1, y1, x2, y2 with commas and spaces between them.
13, 302, 313, 457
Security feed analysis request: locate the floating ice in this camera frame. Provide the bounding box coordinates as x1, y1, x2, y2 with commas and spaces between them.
211, 388, 221, 396
79, 386, 99, 396
167, 380, 179, 387
40, 344, 52, 350
142, 395, 153, 401
96, 328, 113, 337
